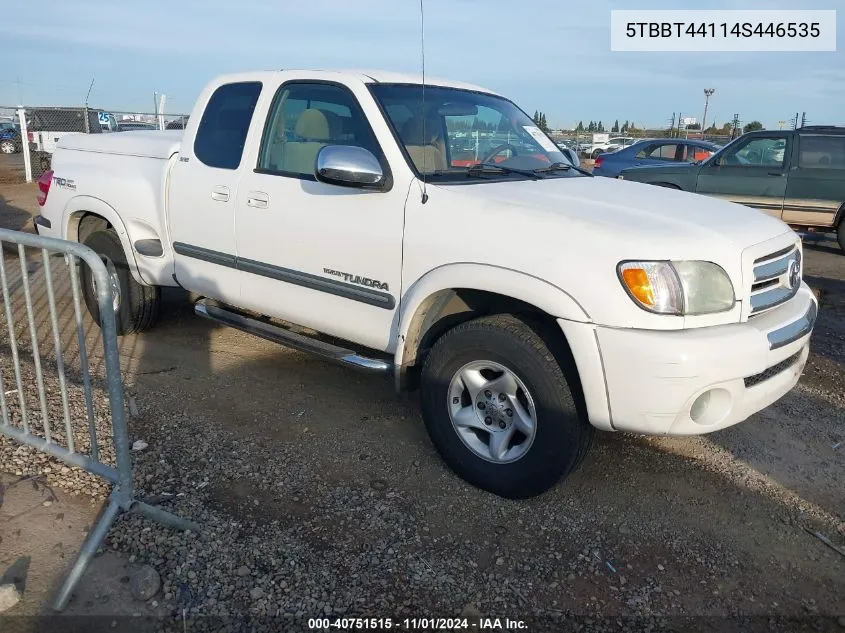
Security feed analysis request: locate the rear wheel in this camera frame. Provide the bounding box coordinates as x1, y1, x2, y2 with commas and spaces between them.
80, 229, 160, 335
420, 314, 594, 499
837, 216, 845, 253
0, 140, 14, 154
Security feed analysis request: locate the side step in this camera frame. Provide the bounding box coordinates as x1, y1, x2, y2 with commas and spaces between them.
194, 299, 393, 373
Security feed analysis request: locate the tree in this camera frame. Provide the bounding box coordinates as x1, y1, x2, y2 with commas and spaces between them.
612, 119, 619, 132
597, 121, 605, 132
539, 112, 548, 132
686, 122, 701, 130
533, 110, 539, 125
621, 120, 629, 133
743, 120, 764, 133
576, 121, 584, 132
588, 121, 595, 132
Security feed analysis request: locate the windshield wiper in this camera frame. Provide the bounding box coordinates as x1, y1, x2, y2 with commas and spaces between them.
466, 163, 543, 179
534, 161, 594, 177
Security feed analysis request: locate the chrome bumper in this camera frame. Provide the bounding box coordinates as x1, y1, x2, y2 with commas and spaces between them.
768, 301, 817, 350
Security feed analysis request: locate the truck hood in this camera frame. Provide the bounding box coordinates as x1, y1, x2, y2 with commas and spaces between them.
437, 174, 789, 252
56, 130, 182, 159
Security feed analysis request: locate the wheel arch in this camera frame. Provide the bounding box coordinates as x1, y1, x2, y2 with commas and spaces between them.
63, 196, 148, 286
394, 263, 591, 391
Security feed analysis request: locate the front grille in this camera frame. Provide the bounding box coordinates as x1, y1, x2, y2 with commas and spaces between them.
748, 244, 801, 317
743, 350, 802, 388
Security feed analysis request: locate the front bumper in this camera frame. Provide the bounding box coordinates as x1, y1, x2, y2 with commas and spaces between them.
560, 283, 817, 436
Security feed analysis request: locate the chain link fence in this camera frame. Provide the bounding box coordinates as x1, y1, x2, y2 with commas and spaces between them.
0, 106, 189, 183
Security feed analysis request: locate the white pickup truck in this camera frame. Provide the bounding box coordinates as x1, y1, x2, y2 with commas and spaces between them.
33, 69, 817, 498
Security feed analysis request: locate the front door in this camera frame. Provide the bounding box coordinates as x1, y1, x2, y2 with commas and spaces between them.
168, 81, 263, 305
234, 80, 407, 352
695, 133, 793, 219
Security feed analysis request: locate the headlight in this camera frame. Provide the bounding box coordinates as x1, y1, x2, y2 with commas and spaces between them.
618, 260, 735, 315
617, 175, 624, 180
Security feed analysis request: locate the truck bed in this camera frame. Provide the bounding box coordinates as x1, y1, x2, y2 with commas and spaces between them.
56, 130, 182, 159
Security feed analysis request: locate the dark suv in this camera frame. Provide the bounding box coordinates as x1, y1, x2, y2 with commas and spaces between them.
619, 126, 845, 251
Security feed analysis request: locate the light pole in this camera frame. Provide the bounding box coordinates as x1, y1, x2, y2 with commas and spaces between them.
701, 88, 715, 135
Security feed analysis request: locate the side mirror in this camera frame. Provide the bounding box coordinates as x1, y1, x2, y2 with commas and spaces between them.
315, 145, 385, 189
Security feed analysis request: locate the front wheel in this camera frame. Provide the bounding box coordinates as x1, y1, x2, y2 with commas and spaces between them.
420, 314, 594, 499
837, 217, 845, 253
80, 229, 160, 335
0, 140, 15, 154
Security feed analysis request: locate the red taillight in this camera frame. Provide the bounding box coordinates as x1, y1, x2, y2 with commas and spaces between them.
37, 170, 53, 206
594, 156, 604, 168
27, 131, 33, 142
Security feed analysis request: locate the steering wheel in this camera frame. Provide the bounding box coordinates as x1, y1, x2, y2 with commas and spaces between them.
481, 143, 519, 164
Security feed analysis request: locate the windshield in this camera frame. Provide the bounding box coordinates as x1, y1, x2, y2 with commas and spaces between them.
370, 84, 578, 182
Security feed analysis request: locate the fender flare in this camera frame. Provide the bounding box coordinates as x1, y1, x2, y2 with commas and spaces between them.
393, 262, 591, 372
62, 195, 148, 286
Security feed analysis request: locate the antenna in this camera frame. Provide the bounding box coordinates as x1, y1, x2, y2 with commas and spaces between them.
419, 0, 429, 204
84, 77, 95, 107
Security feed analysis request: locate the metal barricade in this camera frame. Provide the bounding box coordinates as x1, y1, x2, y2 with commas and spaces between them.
0, 228, 198, 610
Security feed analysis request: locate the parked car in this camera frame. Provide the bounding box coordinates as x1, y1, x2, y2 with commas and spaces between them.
0, 121, 22, 154
34, 69, 816, 499
166, 117, 189, 130
117, 121, 158, 132
618, 126, 845, 250
587, 136, 637, 158
26, 107, 118, 171
593, 139, 720, 178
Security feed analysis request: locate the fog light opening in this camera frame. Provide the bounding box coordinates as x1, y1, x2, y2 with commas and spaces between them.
689, 388, 732, 426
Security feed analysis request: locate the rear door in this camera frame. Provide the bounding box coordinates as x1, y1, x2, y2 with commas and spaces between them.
695, 133, 792, 218
167, 81, 263, 305
783, 134, 845, 228
633, 141, 682, 167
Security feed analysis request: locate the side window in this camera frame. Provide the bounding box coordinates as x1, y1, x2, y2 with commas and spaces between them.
637, 143, 677, 160
194, 81, 262, 170
722, 136, 788, 168
652, 143, 679, 160
798, 135, 845, 170
258, 82, 381, 177
683, 145, 714, 162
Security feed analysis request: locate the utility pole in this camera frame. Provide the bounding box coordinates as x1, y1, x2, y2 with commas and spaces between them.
731, 114, 740, 140
669, 112, 676, 137
800, 112, 807, 128
792, 112, 799, 130
701, 88, 715, 135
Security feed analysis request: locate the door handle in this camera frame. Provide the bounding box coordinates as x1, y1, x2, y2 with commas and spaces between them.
247, 191, 269, 209
767, 171, 785, 177
211, 185, 230, 202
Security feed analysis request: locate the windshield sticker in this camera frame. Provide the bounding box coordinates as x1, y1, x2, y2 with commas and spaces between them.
522, 125, 559, 153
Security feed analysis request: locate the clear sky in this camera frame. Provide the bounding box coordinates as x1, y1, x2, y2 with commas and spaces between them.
0, 0, 841, 130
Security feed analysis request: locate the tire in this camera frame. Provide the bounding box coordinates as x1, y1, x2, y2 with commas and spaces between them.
0, 140, 14, 154
654, 182, 681, 189
420, 314, 594, 499
591, 150, 603, 159
80, 229, 160, 335
837, 216, 845, 253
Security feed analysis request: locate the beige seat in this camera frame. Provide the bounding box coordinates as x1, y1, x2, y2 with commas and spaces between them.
278, 109, 332, 175
401, 117, 447, 174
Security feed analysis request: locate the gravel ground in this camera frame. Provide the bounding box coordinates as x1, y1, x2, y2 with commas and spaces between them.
0, 176, 843, 632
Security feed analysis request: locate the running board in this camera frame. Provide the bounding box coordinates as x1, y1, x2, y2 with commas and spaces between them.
194, 300, 393, 373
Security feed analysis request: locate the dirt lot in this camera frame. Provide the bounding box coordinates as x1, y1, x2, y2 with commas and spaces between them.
0, 157, 843, 632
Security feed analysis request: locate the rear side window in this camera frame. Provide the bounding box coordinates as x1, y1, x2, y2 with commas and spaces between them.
798, 135, 845, 170
194, 82, 262, 170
